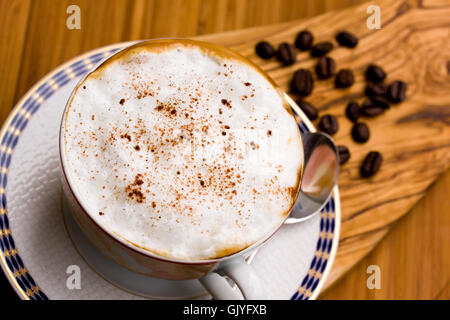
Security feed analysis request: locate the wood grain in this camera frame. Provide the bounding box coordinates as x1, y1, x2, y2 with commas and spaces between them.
321, 168, 450, 299
0, 0, 31, 123
0, 0, 449, 299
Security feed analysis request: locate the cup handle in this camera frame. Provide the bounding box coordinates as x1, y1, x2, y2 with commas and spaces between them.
199, 256, 267, 300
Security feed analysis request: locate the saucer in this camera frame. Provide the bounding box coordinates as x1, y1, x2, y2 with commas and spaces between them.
0, 42, 340, 300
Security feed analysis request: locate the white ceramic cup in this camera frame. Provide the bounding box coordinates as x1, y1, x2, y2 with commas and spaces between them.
59, 39, 304, 300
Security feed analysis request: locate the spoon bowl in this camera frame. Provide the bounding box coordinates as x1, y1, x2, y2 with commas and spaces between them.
285, 131, 339, 224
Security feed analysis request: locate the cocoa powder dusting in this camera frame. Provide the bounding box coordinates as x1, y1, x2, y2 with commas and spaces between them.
221, 99, 232, 108
120, 133, 131, 142
73, 56, 296, 235
125, 174, 146, 203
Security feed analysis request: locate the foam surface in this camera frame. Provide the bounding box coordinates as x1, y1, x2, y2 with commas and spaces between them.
64, 42, 303, 260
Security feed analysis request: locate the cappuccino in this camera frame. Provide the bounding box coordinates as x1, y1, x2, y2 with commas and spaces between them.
64, 40, 303, 261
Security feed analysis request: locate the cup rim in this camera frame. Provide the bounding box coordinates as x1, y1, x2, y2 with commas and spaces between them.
59, 38, 304, 266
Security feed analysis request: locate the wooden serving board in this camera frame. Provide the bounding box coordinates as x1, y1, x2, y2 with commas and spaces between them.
195, 0, 450, 290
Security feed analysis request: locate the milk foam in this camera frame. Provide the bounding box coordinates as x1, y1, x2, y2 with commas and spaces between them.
64, 42, 303, 260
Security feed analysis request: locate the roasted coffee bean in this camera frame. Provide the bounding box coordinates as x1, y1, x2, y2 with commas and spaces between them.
351, 122, 370, 143
310, 41, 334, 57
295, 30, 314, 51
318, 114, 339, 135
291, 69, 314, 97
337, 145, 351, 165
336, 31, 358, 48
277, 42, 297, 66
360, 151, 383, 178
371, 95, 390, 110
315, 57, 336, 79
255, 41, 275, 59
297, 100, 318, 121
345, 101, 360, 122
360, 100, 384, 117
365, 82, 387, 97
387, 80, 407, 103
365, 64, 386, 82
335, 69, 355, 88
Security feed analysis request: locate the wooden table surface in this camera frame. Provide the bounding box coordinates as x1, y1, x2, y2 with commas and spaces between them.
0, 0, 448, 299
